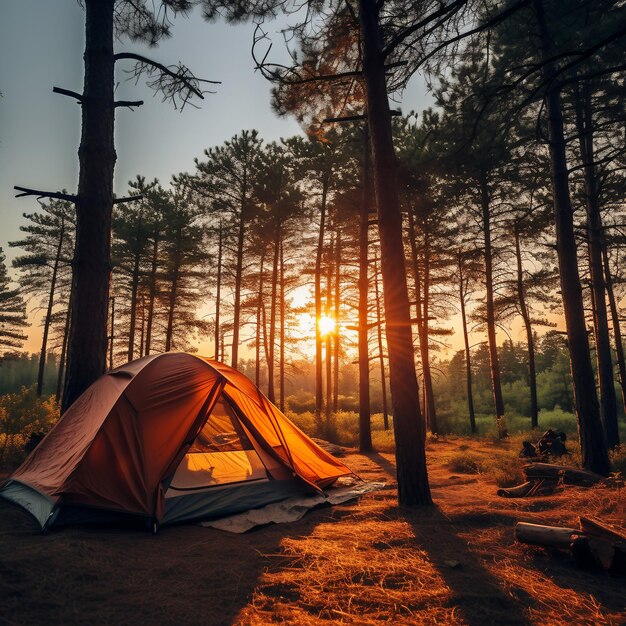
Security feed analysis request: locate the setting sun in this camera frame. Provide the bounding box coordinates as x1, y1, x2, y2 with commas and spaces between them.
318, 315, 336, 337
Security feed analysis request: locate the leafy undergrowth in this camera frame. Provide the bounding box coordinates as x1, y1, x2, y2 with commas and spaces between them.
1, 439, 624, 625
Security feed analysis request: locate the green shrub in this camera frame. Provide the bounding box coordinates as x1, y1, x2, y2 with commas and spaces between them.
0, 386, 59, 468
446, 448, 524, 487
286, 391, 316, 414
610, 447, 626, 477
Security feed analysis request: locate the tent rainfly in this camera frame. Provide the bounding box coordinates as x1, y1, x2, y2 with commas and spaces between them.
0, 353, 353, 532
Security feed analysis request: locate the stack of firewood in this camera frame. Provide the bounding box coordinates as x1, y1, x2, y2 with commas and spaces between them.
515, 517, 626, 574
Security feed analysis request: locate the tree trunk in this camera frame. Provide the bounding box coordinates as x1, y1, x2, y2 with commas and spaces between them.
279, 240, 285, 412
325, 235, 333, 432
38, 218, 66, 396
165, 227, 182, 353
374, 256, 389, 430
55, 290, 73, 404
139, 293, 145, 358
267, 223, 281, 403
603, 243, 626, 417
231, 189, 248, 369
359, 0, 431, 505
144, 236, 159, 356
532, 0, 609, 475
358, 131, 372, 450
255, 247, 266, 387
315, 175, 329, 426
62, 0, 116, 412
458, 255, 477, 434
575, 81, 619, 448
407, 211, 437, 433
108, 296, 115, 368
214, 222, 223, 360
514, 223, 538, 429
127, 216, 142, 362
333, 230, 341, 413
480, 171, 507, 437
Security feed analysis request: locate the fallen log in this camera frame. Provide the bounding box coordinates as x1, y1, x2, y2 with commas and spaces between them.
522, 463, 608, 487
515, 519, 626, 574
515, 522, 583, 548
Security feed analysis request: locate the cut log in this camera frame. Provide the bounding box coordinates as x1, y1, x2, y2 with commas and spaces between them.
523, 463, 608, 487
515, 522, 583, 548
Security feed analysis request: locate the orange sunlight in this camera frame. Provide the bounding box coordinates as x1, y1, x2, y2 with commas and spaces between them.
318, 314, 336, 337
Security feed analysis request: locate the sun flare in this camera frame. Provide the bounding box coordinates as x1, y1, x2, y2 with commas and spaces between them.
318, 315, 336, 337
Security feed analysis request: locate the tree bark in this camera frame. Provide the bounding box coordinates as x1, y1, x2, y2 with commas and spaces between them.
38, 217, 66, 396
532, 0, 609, 475
279, 240, 285, 412
603, 243, 626, 417
62, 0, 116, 411
358, 131, 372, 450
55, 290, 73, 404
458, 254, 477, 434
514, 223, 538, 429
374, 255, 389, 430
479, 171, 507, 437
144, 235, 159, 356
575, 81, 619, 448
127, 216, 142, 362
267, 223, 281, 403
325, 235, 334, 432
315, 175, 329, 426
255, 247, 266, 387
108, 296, 115, 368
214, 222, 223, 360
231, 182, 248, 369
333, 230, 341, 414
408, 210, 438, 433
359, 0, 431, 505
165, 227, 182, 352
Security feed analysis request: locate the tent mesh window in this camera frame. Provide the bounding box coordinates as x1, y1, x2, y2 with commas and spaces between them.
189, 395, 253, 453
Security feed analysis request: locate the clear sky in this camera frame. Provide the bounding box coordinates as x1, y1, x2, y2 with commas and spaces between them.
0, 1, 433, 353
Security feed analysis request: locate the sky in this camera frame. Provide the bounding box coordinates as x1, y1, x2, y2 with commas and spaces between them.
1, 1, 438, 356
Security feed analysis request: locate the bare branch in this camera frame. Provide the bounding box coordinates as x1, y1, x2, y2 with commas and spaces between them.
114, 99, 144, 108
113, 195, 143, 204
53, 86, 84, 103
14, 186, 77, 203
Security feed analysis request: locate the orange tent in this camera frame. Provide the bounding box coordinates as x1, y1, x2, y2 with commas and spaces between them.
0, 353, 352, 531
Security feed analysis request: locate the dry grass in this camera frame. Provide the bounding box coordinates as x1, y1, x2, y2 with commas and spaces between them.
1, 439, 625, 625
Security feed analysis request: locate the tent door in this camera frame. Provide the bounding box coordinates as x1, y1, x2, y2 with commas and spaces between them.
166, 394, 269, 494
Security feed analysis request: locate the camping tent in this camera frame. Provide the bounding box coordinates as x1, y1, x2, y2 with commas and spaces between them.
0, 353, 352, 532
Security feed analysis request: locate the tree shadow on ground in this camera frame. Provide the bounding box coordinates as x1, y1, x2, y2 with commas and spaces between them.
0, 497, 352, 626
366, 451, 533, 625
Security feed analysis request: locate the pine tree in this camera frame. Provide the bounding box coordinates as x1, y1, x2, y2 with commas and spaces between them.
10, 199, 75, 395
0, 248, 28, 355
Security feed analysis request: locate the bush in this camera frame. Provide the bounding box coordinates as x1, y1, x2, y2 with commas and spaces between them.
0, 386, 59, 469
286, 391, 316, 414
446, 448, 524, 487
610, 447, 626, 477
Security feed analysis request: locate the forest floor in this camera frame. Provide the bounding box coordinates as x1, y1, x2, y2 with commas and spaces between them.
0, 437, 625, 626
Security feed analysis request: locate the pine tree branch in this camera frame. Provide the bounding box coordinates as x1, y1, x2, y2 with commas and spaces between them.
114, 52, 219, 109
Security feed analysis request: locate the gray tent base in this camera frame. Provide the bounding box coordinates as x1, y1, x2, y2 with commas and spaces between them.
1, 477, 308, 532
163, 479, 305, 526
